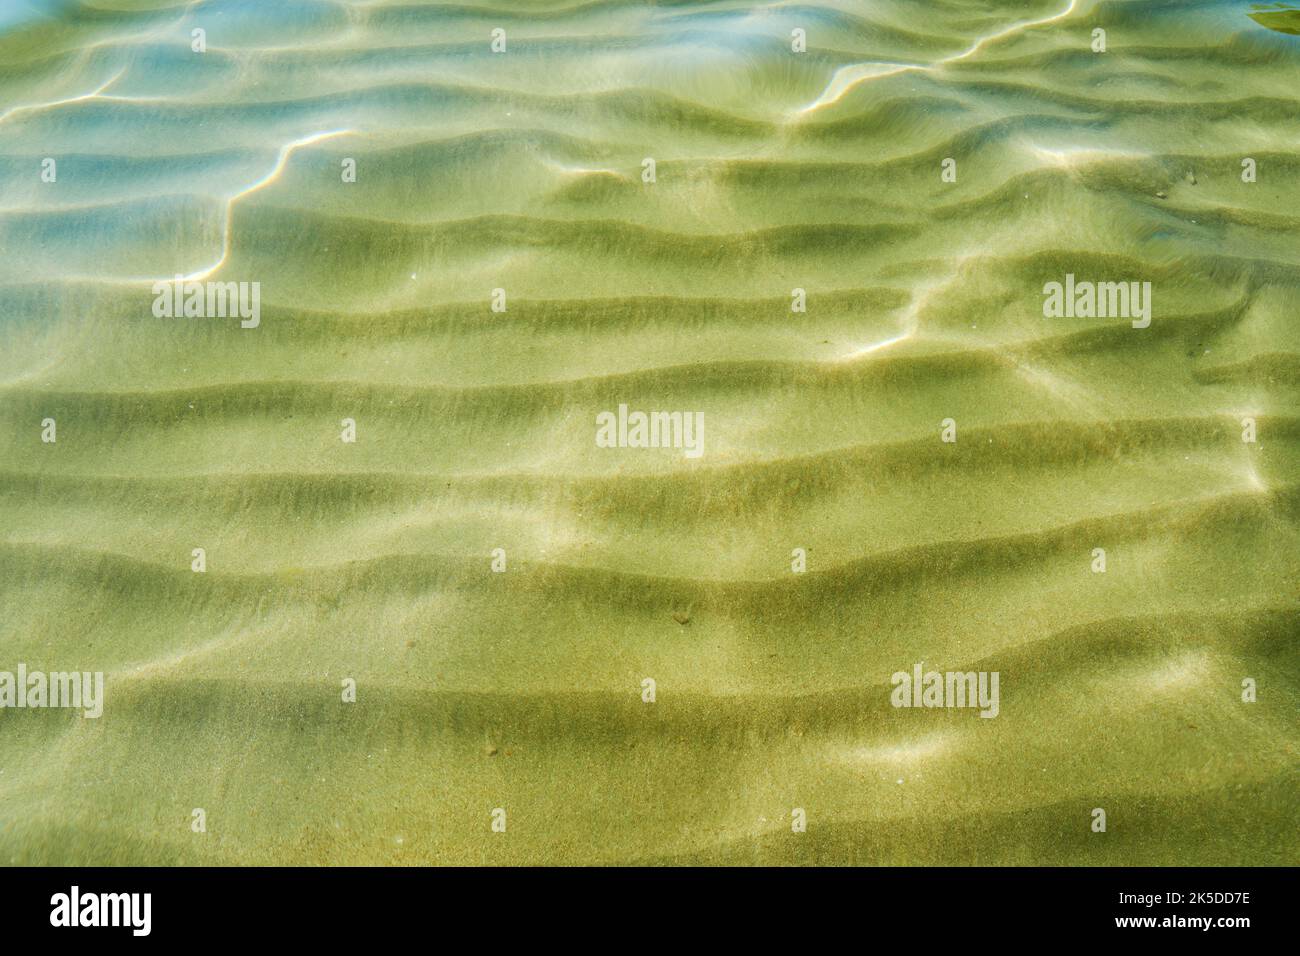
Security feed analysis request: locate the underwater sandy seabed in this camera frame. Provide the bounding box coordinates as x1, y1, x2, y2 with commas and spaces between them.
0, 0, 1297, 864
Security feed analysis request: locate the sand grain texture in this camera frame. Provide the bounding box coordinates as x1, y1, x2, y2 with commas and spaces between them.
0, 0, 1297, 865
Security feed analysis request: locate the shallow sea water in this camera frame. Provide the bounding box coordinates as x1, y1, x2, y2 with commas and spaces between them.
0, 0, 1296, 864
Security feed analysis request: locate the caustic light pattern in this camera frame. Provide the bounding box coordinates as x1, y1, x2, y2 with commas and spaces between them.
0, 0, 1297, 865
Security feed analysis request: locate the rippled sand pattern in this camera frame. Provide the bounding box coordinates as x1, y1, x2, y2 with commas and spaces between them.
0, 0, 1297, 865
